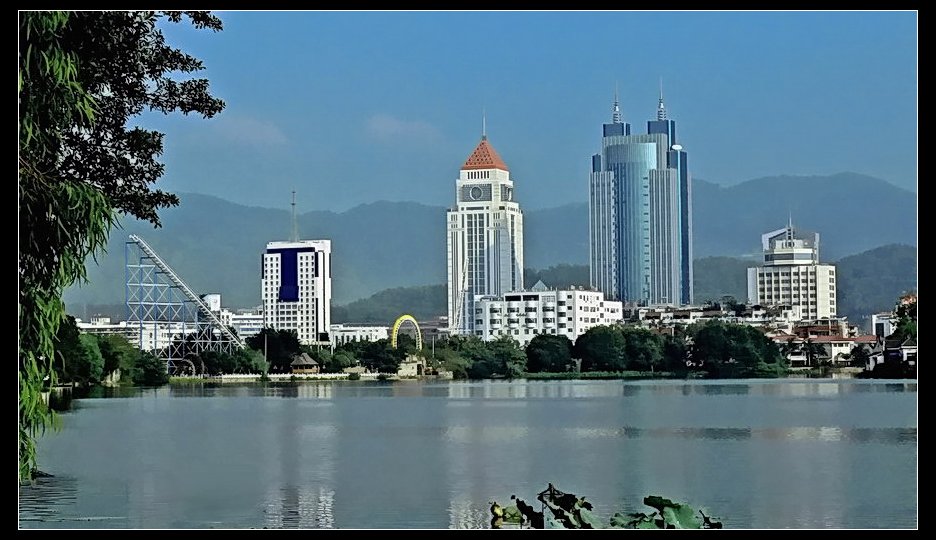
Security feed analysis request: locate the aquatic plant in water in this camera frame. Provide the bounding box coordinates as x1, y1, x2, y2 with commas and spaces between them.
490, 483, 723, 529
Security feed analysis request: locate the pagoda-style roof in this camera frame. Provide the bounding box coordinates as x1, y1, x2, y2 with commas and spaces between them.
290, 352, 319, 367
461, 138, 509, 171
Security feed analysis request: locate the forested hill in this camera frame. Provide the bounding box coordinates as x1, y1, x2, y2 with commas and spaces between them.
64, 172, 914, 309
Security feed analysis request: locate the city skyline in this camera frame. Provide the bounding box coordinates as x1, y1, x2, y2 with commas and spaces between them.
136, 11, 917, 213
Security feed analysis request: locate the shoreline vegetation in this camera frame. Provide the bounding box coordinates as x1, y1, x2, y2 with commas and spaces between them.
159, 366, 880, 386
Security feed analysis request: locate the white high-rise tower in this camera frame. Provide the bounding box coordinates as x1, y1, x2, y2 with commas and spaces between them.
446, 126, 523, 335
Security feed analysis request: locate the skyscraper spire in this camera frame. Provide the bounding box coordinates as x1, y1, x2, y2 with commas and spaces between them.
787, 211, 794, 240
612, 83, 622, 124
481, 107, 487, 141
657, 77, 667, 121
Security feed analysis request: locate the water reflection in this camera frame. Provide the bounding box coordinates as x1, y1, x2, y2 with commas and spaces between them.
21, 379, 917, 529
564, 426, 916, 444
263, 486, 334, 529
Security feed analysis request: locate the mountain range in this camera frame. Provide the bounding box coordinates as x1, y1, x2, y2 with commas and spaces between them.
63, 172, 915, 310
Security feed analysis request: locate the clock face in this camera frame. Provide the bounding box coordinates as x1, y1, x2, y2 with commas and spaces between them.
470, 186, 483, 200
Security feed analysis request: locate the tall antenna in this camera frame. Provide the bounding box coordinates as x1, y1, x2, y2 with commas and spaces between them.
482, 107, 487, 141
291, 190, 298, 242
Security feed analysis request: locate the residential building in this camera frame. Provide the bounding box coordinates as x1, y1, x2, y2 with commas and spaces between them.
329, 324, 389, 347
472, 281, 623, 346
447, 126, 524, 335
871, 312, 896, 339
226, 311, 264, 340
588, 84, 693, 305
746, 222, 837, 320
261, 239, 332, 345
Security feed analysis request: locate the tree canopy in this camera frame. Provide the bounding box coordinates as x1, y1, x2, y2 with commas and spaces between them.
19, 10, 224, 480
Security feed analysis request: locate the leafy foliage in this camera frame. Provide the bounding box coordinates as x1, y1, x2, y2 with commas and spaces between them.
491, 484, 722, 529
525, 334, 573, 373
133, 351, 170, 386
19, 10, 224, 480
574, 326, 627, 371
889, 298, 917, 342
245, 328, 301, 373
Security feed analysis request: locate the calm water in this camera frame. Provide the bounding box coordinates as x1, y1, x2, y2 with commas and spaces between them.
19, 379, 917, 529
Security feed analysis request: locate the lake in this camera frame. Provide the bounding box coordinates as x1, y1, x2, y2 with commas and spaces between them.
19, 379, 917, 529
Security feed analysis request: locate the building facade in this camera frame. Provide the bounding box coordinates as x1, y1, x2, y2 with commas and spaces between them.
261, 240, 332, 345
447, 133, 524, 335
329, 324, 389, 347
588, 86, 693, 305
472, 282, 623, 346
746, 223, 837, 320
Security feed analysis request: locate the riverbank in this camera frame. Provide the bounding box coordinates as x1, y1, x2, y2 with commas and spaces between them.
165, 367, 878, 385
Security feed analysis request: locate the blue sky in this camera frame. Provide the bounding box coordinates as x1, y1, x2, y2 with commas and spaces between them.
142, 10, 917, 212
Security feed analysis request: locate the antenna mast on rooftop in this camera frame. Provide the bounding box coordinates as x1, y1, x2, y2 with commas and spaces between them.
291, 190, 298, 242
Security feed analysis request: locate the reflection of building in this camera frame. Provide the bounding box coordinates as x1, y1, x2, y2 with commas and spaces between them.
747, 222, 837, 320
472, 281, 623, 346
589, 86, 693, 305
262, 240, 332, 345
447, 128, 524, 335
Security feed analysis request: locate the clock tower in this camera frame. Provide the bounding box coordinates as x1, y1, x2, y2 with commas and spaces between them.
446, 129, 524, 335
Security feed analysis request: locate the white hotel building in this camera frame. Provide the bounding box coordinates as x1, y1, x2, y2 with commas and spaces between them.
472, 282, 624, 346
747, 223, 837, 321
261, 239, 332, 345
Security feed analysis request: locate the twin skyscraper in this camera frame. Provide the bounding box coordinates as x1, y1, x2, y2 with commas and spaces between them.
447, 85, 693, 335
589, 85, 693, 307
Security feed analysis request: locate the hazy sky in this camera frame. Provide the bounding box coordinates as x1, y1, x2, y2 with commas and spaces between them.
140, 10, 917, 212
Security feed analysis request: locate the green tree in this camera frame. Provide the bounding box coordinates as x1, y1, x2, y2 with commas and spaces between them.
457, 336, 496, 379
96, 334, 136, 378
689, 321, 784, 377
621, 328, 663, 372
526, 334, 574, 373
75, 334, 105, 385
234, 347, 268, 374
246, 328, 302, 373
661, 334, 689, 373
360, 339, 406, 373
19, 10, 224, 480
889, 298, 917, 342
850, 344, 871, 369
489, 335, 527, 378
51, 315, 82, 383
323, 351, 356, 373
133, 351, 169, 386
574, 326, 626, 372
802, 338, 825, 368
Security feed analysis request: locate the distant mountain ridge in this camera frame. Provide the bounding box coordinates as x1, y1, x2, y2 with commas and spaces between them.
63, 172, 916, 310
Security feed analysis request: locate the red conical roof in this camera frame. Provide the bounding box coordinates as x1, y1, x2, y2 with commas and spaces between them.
461, 138, 509, 171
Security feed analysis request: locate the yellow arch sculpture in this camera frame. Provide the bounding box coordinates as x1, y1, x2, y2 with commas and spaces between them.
390, 314, 423, 351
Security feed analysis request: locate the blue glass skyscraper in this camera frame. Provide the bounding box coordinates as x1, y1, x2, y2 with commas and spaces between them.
589, 85, 693, 305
